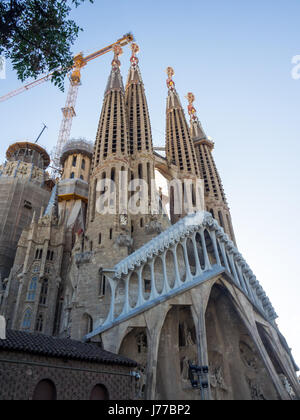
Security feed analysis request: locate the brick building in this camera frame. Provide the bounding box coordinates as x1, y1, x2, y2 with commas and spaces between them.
0, 329, 136, 400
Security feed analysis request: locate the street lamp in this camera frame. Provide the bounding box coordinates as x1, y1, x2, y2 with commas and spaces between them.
188, 362, 209, 399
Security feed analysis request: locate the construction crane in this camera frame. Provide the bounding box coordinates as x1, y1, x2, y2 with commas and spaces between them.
0, 33, 134, 169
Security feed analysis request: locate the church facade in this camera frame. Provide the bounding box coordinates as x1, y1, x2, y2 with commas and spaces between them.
0, 43, 299, 400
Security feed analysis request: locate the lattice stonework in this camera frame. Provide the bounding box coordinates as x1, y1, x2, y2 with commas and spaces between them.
85, 211, 277, 340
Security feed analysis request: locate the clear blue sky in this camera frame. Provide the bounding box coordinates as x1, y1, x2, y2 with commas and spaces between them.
1, 0, 299, 369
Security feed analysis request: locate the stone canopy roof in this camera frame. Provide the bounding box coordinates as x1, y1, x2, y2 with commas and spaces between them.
0, 330, 137, 367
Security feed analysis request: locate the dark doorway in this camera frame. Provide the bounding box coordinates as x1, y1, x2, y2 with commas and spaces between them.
89, 384, 109, 400
32, 379, 57, 400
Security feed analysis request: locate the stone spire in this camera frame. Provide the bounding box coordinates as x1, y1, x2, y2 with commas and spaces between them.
187, 93, 236, 244
186, 92, 207, 141
165, 68, 199, 176
104, 44, 125, 95
92, 45, 129, 170
125, 43, 169, 249
125, 43, 153, 155
87, 45, 132, 263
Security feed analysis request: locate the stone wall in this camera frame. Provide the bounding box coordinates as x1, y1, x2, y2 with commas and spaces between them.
0, 350, 135, 400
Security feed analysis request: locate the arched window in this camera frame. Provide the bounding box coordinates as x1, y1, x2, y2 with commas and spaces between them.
27, 277, 38, 301
80, 175, 84, 180
72, 156, 77, 167
22, 308, 32, 330
70, 172, 75, 179
35, 313, 44, 332
81, 159, 85, 170
33, 379, 57, 400
39, 279, 48, 305
89, 384, 109, 400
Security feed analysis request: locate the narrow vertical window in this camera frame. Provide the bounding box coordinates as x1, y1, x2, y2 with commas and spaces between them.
109, 228, 113, 240
99, 274, 106, 296
70, 172, 75, 179
35, 314, 44, 332
191, 184, 196, 207
39, 279, 48, 305
22, 308, 32, 330
91, 179, 97, 222
72, 156, 77, 167
147, 162, 151, 203
98, 233, 102, 245
111, 167, 115, 182
138, 163, 143, 179
81, 159, 85, 170
27, 277, 38, 301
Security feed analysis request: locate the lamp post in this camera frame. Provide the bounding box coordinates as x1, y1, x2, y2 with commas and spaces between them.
188, 361, 209, 400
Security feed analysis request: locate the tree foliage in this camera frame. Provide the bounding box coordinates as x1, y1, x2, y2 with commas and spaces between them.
0, 0, 93, 90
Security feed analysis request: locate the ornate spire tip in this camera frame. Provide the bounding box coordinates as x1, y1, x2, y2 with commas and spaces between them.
130, 43, 140, 67
186, 92, 197, 118
111, 45, 123, 69
166, 67, 175, 90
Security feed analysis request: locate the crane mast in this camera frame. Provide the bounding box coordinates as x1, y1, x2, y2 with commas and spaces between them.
52, 74, 80, 169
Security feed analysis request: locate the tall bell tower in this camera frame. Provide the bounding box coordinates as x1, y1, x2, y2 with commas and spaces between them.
125, 43, 169, 249
165, 68, 201, 224
186, 93, 236, 244
86, 44, 132, 261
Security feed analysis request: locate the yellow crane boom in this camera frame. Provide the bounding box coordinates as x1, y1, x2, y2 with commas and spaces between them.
0, 33, 133, 103
0, 33, 134, 172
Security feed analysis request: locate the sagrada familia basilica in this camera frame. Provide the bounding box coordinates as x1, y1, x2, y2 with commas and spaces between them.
0, 43, 299, 400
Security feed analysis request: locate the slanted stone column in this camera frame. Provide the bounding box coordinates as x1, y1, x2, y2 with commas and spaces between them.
144, 304, 170, 400
191, 285, 212, 400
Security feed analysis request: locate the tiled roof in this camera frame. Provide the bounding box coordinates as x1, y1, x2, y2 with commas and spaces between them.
0, 330, 137, 367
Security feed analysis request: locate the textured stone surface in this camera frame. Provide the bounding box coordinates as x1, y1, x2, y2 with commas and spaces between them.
0, 350, 135, 400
